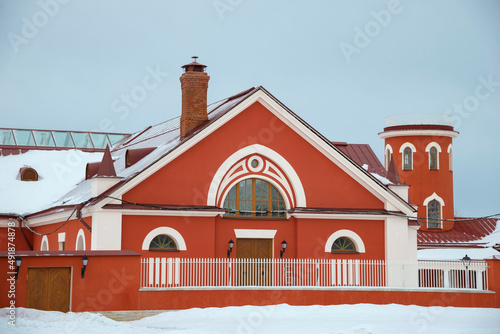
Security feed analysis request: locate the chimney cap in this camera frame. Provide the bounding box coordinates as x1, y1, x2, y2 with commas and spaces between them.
181, 56, 207, 73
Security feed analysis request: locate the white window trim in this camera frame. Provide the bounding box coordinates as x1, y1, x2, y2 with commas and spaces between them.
207, 144, 306, 208
385, 144, 393, 170
142, 227, 187, 251
76, 229, 86, 251
447, 144, 453, 171
58, 232, 65, 243
324, 229, 366, 253
399, 142, 416, 170
423, 192, 445, 229
41, 235, 49, 251
425, 142, 442, 170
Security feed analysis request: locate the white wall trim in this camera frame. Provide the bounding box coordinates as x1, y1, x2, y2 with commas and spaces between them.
290, 213, 388, 220
58, 232, 66, 243
447, 144, 453, 171
207, 144, 306, 208
379, 129, 459, 139
41, 235, 49, 251
324, 229, 366, 253
385, 144, 393, 170
423, 192, 445, 207
76, 229, 86, 251
141, 226, 187, 251
234, 229, 277, 239
425, 142, 442, 153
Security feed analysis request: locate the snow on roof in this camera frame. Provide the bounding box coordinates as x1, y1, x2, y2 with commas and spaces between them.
417, 247, 500, 261
0, 150, 103, 215
0, 88, 258, 216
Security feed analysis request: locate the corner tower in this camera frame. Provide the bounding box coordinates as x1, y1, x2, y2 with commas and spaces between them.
379, 114, 458, 231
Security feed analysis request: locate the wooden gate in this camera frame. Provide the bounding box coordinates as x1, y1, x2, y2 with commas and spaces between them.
236, 238, 272, 286
26, 268, 71, 312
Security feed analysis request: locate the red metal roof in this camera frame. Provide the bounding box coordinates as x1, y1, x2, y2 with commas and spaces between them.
417, 217, 499, 247
332, 142, 388, 181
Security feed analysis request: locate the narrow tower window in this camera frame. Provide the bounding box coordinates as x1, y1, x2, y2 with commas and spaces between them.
403, 147, 412, 170
429, 147, 438, 170
427, 200, 441, 229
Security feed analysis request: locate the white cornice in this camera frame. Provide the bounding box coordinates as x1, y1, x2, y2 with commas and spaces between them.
291, 213, 395, 220
379, 130, 458, 139
119, 209, 222, 217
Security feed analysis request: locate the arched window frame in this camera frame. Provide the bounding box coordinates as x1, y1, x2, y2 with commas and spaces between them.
149, 235, 178, 251
222, 177, 287, 218
385, 144, 393, 170
399, 143, 416, 171
447, 144, 453, 171
141, 227, 187, 251
425, 142, 442, 170
41, 235, 49, 251
324, 230, 366, 253
423, 193, 445, 229
76, 229, 86, 251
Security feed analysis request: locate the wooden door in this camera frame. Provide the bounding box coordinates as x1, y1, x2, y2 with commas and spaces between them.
236, 238, 272, 286
27, 268, 71, 312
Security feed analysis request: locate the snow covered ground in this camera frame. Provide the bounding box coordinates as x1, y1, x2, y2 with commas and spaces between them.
2, 304, 500, 334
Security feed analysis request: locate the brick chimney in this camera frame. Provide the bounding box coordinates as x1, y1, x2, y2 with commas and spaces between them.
180, 56, 210, 138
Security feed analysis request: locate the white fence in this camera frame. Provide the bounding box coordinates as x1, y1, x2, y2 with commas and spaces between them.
140, 258, 489, 290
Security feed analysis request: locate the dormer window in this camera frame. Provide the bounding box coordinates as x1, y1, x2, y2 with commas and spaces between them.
20, 167, 38, 181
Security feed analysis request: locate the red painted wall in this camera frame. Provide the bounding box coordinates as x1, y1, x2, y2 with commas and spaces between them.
124, 102, 384, 210
31, 218, 92, 251
0, 255, 140, 312
384, 134, 454, 230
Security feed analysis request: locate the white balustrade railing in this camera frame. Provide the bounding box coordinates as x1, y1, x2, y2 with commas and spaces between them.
140, 258, 489, 291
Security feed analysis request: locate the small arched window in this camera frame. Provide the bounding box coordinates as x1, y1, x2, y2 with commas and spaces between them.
429, 147, 438, 170
331, 237, 357, 253
20, 167, 38, 181
403, 147, 412, 170
41, 236, 49, 251
427, 200, 441, 229
223, 178, 286, 218
448, 145, 453, 171
149, 235, 178, 251
386, 149, 391, 170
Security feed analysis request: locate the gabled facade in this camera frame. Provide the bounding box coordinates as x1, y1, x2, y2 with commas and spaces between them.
0, 59, 498, 312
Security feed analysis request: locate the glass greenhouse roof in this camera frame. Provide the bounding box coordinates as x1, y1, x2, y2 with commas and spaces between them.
0, 128, 129, 150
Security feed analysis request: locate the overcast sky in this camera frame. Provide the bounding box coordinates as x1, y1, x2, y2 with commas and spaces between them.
0, 0, 499, 217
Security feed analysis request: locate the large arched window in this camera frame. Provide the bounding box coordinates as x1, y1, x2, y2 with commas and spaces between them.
223, 178, 286, 218
427, 200, 441, 229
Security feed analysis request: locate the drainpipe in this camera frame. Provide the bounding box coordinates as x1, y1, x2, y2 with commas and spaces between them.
16, 217, 33, 251
76, 205, 92, 232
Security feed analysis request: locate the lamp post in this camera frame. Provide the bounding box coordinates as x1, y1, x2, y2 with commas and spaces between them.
462, 254, 471, 289
280, 240, 288, 259
15, 256, 22, 280
81, 255, 89, 279
227, 239, 234, 258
